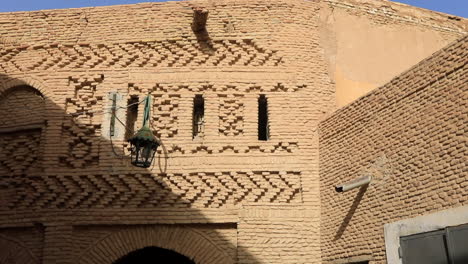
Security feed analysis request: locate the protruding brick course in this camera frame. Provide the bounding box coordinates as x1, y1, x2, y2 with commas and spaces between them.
0, 0, 466, 263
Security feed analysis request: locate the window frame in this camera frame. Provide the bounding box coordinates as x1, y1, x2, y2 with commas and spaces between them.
384, 205, 468, 264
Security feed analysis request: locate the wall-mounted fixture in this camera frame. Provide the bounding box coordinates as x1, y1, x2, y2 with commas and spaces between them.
335, 175, 372, 193
127, 95, 160, 168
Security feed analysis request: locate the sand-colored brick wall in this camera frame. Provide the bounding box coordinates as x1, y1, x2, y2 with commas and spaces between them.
0, 0, 466, 263
0, 0, 331, 263
319, 35, 467, 264
319, 0, 467, 107
1, 0, 465, 109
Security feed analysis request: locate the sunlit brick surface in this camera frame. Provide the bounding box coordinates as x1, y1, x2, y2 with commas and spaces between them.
319, 35, 467, 264
0, 0, 465, 263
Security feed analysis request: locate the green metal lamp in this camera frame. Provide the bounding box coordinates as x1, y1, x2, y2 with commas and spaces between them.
128, 95, 160, 168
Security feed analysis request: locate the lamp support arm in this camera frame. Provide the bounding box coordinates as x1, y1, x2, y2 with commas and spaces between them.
142, 95, 152, 128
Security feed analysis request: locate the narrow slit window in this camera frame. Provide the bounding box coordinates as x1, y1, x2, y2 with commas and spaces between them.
125, 96, 139, 140
193, 95, 205, 139
258, 94, 269, 141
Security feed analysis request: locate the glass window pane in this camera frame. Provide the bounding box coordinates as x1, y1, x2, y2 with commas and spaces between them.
400, 230, 449, 264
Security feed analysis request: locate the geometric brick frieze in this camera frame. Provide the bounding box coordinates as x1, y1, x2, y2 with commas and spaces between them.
152, 94, 180, 139
163, 141, 299, 155
219, 94, 244, 136
0, 39, 283, 72
58, 75, 104, 169
7, 171, 302, 209
129, 82, 306, 94
0, 129, 42, 176
0, 86, 45, 176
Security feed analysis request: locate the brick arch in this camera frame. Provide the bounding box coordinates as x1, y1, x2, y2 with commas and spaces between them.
0, 76, 60, 118
0, 76, 52, 99
78, 226, 234, 264
0, 234, 39, 264
2, 75, 63, 108
0, 76, 55, 176
0, 86, 45, 125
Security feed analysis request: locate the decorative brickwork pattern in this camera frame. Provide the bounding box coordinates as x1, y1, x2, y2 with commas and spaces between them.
8, 170, 301, 209
0, 86, 44, 176
0, 39, 283, 72
319, 35, 468, 264
1, 0, 463, 263
130, 83, 306, 94
59, 75, 104, 168
77, 226, 234, 264
219, 94, 244, 136
163, 142, 299, 155
0, 129, 41, 175
73, 224, 237, 263
152, 94, 180, 138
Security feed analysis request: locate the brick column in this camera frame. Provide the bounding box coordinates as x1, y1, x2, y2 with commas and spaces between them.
43, 223, 73, 264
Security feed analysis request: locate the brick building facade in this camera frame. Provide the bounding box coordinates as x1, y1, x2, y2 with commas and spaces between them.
0, 0, 466, 263
319, 35, 467, 264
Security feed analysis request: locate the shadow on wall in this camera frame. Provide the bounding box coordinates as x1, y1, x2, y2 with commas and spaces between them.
333, 185, 368, 241
0, 73, 259, 264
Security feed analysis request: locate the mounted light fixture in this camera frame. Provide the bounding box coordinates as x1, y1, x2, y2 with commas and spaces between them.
128, 95, 160, 168
335, 175, 372, 193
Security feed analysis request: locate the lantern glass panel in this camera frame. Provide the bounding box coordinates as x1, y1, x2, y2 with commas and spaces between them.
129, 139, 159, 168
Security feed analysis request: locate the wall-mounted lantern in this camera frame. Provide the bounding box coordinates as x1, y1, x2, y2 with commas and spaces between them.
128, 95, 160, 168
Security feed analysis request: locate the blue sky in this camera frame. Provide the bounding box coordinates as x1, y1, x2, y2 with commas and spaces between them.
392, 0, 467, 17
0, 0, 466, 18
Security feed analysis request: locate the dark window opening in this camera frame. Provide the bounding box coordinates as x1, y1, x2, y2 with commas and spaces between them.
193, 95, 204, 139
125, 96, 139, 140
258, 94, 269, 141
113, 246, 195, 264
400, 223, 468, 264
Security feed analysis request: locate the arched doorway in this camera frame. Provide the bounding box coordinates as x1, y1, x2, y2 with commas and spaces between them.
78, 226, 234, 264
113, 246, 195, 264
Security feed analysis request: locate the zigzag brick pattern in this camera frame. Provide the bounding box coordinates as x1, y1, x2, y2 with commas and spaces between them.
0, 0, 465, 263
8, 170, 301, 209
0, 39, 283, 72
161, 141, 299, 155
129, 82, 306, 94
